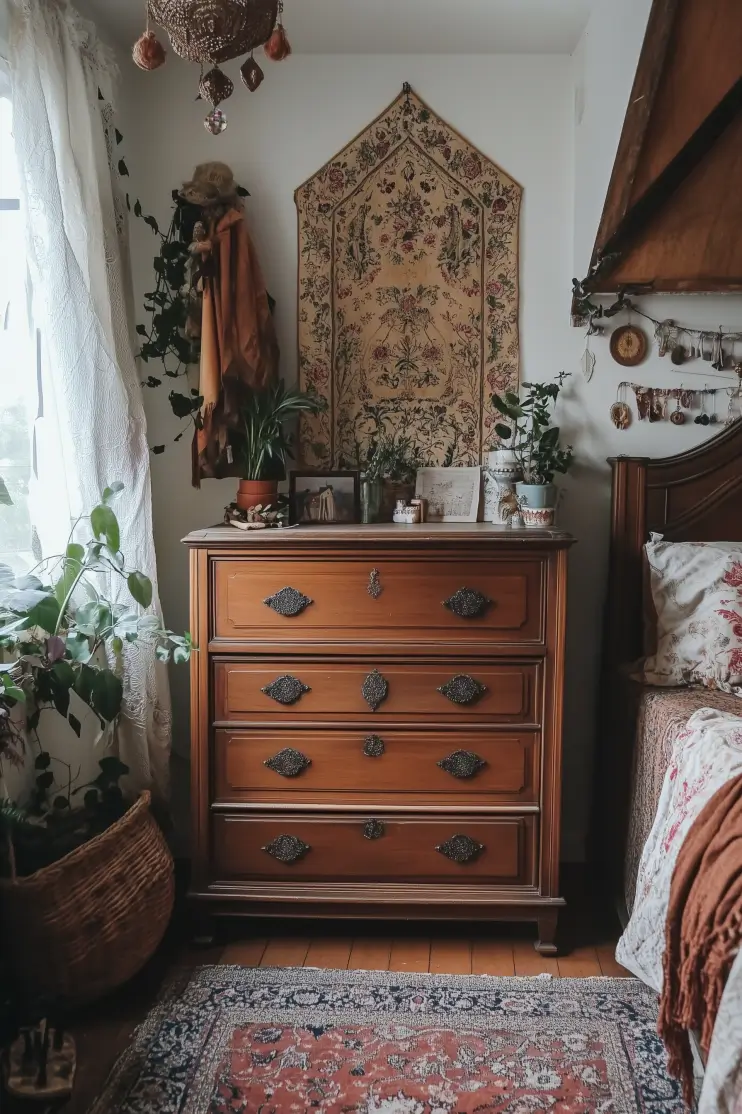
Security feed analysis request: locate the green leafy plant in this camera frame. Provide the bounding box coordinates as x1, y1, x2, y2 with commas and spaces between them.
363, 432, 428, 484
491, 374, 575, 484
0, 484, 191, 875
235, 382, 326, 481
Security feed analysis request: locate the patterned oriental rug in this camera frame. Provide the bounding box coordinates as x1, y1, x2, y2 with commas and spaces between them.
89, 967, 686, 1114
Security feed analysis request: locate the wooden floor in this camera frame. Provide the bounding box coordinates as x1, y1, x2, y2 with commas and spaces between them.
220, 934, 630, 978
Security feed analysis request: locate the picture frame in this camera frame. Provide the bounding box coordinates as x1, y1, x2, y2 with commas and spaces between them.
289, 470, 361, 526
415, 466, 481, 522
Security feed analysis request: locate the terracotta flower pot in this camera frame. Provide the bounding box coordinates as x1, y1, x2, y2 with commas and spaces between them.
236, 479, 279, 511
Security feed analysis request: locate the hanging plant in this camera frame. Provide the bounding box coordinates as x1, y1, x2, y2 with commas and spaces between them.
132, 184, 250, 453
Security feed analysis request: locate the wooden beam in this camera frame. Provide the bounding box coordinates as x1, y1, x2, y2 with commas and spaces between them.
588, 75, 742, 286
592, 0, 680, 254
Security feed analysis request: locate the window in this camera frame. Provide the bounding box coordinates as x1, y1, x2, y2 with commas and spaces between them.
0, 94, 38, 574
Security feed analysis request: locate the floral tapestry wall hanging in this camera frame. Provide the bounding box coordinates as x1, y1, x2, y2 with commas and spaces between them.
296, 85, 522, 468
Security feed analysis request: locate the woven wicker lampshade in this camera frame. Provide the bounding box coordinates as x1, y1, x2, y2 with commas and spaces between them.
147, 0, 278, 64
137, 0, 290, 133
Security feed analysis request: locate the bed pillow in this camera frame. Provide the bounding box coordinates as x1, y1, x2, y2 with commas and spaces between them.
642, 537, 742, 696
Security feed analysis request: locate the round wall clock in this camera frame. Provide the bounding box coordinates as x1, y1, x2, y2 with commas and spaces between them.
610, 324, 648, 367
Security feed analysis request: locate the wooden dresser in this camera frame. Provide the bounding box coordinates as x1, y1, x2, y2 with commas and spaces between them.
184, 523, 573, 952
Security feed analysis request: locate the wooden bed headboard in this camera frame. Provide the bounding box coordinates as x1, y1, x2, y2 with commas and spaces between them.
605, 418, 742, 672
596, 418, 742, 887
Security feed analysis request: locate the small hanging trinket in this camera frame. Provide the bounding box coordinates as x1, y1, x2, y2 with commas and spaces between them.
670, 392, 685, 425
264, 0, 292, 60
132, 29, 167, 70
610, 382, 631, 430
199, 67, 234, 110
204, 109, 228, 135
241, 52, 265, 91
694, 390, 710, 426
708, 389, 719, 425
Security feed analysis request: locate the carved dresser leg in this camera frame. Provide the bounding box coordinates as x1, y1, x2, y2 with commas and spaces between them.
535, 910, 559, 956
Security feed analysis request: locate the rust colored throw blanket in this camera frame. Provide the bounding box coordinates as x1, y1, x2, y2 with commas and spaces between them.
659, 773, 742, 1105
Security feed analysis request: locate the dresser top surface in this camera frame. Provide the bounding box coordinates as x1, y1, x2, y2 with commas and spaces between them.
183, 522, 574, 549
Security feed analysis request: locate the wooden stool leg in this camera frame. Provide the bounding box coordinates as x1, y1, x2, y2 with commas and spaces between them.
535, 910, 559, 956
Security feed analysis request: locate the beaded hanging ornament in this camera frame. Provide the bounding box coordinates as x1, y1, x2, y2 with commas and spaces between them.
136, 0, 289, 133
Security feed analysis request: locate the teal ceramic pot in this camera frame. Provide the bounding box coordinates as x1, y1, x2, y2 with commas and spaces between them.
516, 482, 556, 509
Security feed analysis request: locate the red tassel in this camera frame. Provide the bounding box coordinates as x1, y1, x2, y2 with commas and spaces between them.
132, 30, 166, 71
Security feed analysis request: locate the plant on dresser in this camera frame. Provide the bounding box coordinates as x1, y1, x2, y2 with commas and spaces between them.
184, 522, 574, 953
491, 374, 574, 526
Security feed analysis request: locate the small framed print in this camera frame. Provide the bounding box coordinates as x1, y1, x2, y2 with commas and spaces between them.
415, 466, 481, 522
289, 470, 361, 525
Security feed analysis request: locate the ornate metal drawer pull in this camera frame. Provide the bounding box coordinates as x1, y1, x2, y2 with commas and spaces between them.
362, 668, 389, 712
263, 587, 313, 617
363, 819, 385, 840
261, 675, 311, 705
436, 834, 485, 864
443, 588, 492, 619
367, 568, 383, 599
437, 674, 487, 706
363, 734, 385, 758
438, 750, 487, 779
264, 748, 311, 778
262, 835, 310, 863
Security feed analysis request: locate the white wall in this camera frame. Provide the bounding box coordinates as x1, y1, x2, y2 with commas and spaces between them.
119, 27, 742, 861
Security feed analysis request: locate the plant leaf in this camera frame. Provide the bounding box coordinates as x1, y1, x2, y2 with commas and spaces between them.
127, 571, 153, 609
90, 504, 120, 552
91, 669, 123, 722
28, 595, 61, 633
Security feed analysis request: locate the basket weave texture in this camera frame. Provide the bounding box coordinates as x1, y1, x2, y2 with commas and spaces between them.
0, 792, 174, 1004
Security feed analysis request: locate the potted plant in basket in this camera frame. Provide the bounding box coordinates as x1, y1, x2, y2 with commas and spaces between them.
234, 381, 326, 511
0, 484, 191, 1005
491, 374, 574, 526
361, 433, 427, 523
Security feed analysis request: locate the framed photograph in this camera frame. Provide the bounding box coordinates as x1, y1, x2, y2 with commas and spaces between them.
289, 470, 360, 525
415, 466, 481, 522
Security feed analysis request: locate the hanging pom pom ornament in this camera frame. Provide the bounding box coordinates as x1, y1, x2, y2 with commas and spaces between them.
241, 52, 265, 91
264, 0, 291, 60
204, 109, 228, 135
132, 29, 166, 70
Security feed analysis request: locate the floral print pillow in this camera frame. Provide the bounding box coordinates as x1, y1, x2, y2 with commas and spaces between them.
643, 537, 742, 696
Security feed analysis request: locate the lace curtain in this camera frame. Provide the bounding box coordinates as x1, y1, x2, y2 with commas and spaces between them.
4, 0, 172, 795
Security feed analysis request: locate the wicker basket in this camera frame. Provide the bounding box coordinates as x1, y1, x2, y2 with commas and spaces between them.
0, 792, 174, 1005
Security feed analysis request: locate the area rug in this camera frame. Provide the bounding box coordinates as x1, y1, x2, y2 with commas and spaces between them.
88, 967, 687, 1113
296, 87, 522, 470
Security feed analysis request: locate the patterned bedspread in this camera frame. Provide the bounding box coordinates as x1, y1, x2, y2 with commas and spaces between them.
624, 687, 740, 915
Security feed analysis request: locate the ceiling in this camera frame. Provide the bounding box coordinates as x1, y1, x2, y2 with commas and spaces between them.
79, 0, 595, 54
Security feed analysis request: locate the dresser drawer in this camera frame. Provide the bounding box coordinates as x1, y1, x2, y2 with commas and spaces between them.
214, 729, 540, 806
212, 812, 536, 885
212, 558, 544, 646
214, 661, 539, 724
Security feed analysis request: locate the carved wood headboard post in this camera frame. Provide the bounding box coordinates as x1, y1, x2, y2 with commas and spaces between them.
605, 456, 650, 669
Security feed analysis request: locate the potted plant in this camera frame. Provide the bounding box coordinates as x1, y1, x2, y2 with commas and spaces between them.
491, 375, 574, 526
362, 433, 427, 522
0, 484, 191, 1004
233, 381, 326, 511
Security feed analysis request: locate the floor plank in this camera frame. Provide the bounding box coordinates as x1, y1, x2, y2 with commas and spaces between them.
557, 946, 602, 978
471, 939, 515, 976
260, 938, 310, 968
389, 938, 431, 973
348, 938, 392, 971
512, 941, 560, 977
220, 939, 267, 966
429, 939, 471, 975
596, 943, 633, 978
304, 938, 353, 970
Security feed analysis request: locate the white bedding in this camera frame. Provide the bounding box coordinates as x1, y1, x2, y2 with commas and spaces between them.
616, 706, 742, 1110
